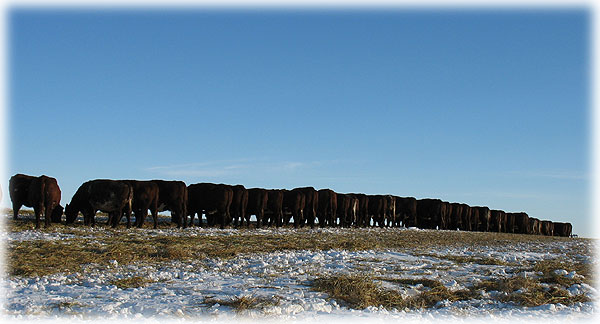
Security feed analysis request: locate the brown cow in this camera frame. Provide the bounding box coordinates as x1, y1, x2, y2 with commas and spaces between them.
541, 220, 554, 236
295, 187, 318, 228
318, 189, 337, 227
265, 189, 283, 227
246, 188, 269, 228
152, 180, 188, 228
283, 188, 305, 228
122, 180, 159, 229
385, 195, 396, 227
65, 179, 132, 228
187, 183, 232, 229
10, 174, 62, 228
335, 193, 351, 227
229, 185, 249, 227
348, 193, 369, 227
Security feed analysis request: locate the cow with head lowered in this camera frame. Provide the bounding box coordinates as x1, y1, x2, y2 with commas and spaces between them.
318, 189, 337, 227
9, 174, 62, 229
553, 222, 573, 237
283, 188, 305, 228
65, 179, 132, 228
187, 183, 232, 229
122, 180, 160, 229
228, 185, 249, 227
152, 180, 188, 228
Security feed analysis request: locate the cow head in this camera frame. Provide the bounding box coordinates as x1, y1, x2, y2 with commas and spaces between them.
64, 203, 78, 224
51, 205, 64, 223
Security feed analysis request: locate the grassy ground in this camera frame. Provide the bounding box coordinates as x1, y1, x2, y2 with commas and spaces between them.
3, 211, 595, 311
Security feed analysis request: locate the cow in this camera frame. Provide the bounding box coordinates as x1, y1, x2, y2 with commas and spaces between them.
416, 199, 446, 230
447, 203, 463, 231
229, 185, 249, 227
470, 206, 490, 232
282, 188, 305, 228
507, 212, 530, 234
246, 188, 269, 228
528, 217, 541, 235
9, 174, 62, 229
65, 179, 132, 228
152, 180, 188, 228
489, 210, 506, 233
334, 193, 350, 227
540, 220, 554, 236
265, 189, 284, 227
395, 196, 417, 228
187, 183, 232, 229
295, 187, 319, 228
348, 195, 359, 227
458, 204, 473, 231
385, 195, 396, 227
348, 193, 369, 227
122, 180, 159, 229
553, 222, 573, 237
505, 212, 516, 233
367, 195, 387, 228
317, 189, 337, 227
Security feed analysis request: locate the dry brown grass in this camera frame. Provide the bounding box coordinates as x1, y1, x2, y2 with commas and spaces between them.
109, 276, 155, 289
203, 295, 280, 312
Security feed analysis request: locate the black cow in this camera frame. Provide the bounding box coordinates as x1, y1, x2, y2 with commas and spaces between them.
265, 189, 283, 227
395, 196, 417, 228
505, 212, 516, 233
367, 195, 387, 228
296, 187, 318, 228
335, 193, 351, 227
122, 180, 159, 229
317, 189, 337, 227
447, 203, 463, 231
472, 206, 490, 232
283, 189, 305, 228
229, 185, 249, 227
416, 199, 445, 230
348, 193, 369, 227
65, 179, 132, 228
489, 210, 506, 233
187, 183, 232, 229
385, 195, 396, 227
247, 188, 269, 228
152, 180, 188, 228
459, 204, 473, 231
553, 222, 573, 237
9, 174, 62, 228
508, 212, 530, 234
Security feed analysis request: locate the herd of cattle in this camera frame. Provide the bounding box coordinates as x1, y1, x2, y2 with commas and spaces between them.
7, 173, 573, 237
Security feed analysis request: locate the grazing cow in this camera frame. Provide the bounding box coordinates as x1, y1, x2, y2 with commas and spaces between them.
282, 189, 305, 228
65, 179, 132, 228
553, 222, 573, 237
122, 180, 159, 229
317, 189, 337, 227
187, 183, 233, 229
296, 187, 318, 228
458, 204, 472, 231
541, 220, 554, 236
505, 212, 516, 233
416, 199, 446, 230
335, 193, 351, 227
385, 195, 396, 227
395, 197, 417, 228
9, 174, 62, 228
9, 174, 35, 220
152, 180, 188, 228
508, 212, 530, 234
469, 206, 490, 232
489, 210, 506, 233
528, 217, 541, 235
367, 195, 388, 228
265, 189, 284, 227
447, 203, 463, 231
348, 193, 369, 227
229, 185, 249, 227
246, 188, 269, 228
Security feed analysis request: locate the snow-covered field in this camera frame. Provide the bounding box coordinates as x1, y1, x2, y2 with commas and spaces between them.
1, 215, 597, 323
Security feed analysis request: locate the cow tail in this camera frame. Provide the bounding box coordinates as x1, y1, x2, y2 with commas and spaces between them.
127, 185, 134, 214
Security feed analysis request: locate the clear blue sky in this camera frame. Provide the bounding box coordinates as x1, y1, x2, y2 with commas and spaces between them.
6, 9, 591, 236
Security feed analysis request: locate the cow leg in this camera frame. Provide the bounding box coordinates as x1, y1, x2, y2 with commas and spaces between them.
151, 208, 158, 229
34, 206, 42, 229
44, 204, 53, 228
12, 203, 22, 220
125, 209, 131, 229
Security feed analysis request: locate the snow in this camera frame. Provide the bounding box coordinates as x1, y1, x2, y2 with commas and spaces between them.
1, 219, 597, 322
